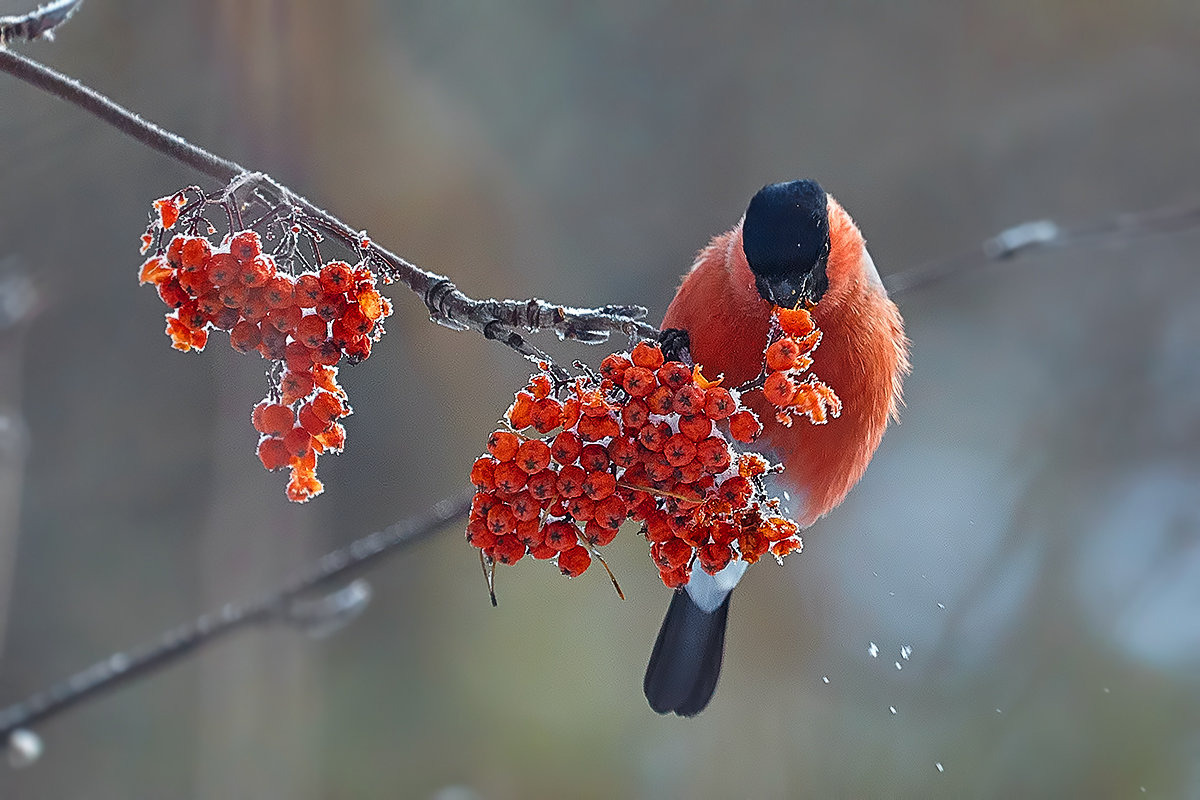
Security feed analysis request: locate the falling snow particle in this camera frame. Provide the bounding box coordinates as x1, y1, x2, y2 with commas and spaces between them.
937, 602, 946, 610
868, 642, 879, 658
889, 706, 897, 715
936, 763, 944, 774
895, 661, 903, 670
822, 676, 830, 684
900, 645, 913, 660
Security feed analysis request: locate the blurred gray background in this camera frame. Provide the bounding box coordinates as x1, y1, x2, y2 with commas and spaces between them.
2, 1, 1199, 797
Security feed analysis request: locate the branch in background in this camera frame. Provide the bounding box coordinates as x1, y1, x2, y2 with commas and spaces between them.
0, 47, 659, 359
885, 200, 1200, 297
0, 0, 82, 46
0, 492, 473, 761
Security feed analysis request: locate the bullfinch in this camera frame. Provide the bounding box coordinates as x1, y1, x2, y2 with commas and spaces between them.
643, 179, 909, 716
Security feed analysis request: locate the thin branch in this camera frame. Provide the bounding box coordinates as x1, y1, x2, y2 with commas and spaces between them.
0, 492, 472, 744
0, 49, 658, 352
0, 0, 83, 46
885, 200, 1200, 297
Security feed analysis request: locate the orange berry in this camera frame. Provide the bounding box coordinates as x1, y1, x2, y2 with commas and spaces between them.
282, 426, 313, 458
599, 353, 632, 381
263, 276, 295, 308
298, 401, 331, 436
677, 414, 713, 442
285, 341, 315, 372
204, 252, 238, 287
295, 314, 329, 349
671, 384, 705, 415
656, 361, 692, 390
516, 439, 552, 474
621, 398, 650, 429
531, 398, 563, 433
314, 422, 346, 453
566, 495, 595, 522
728, 410, 762, 443
341, 335, 372, 363
550, 430, 582, 464
341, 305, 373, 337
311, 391, 346, 423
695, 437, 732, 473
622, 366, 655, 397
507, 391, 536, 430
153, 196, 181, 230
180, 236, 212, 270
357, 288, 385, 321
545, 520, 579, 551
229, 230, 262, 263
663, 434, 697, 467
771, 539, 804, 559
280, 370, 316, 404
257, 437, 290, 471
229, 320, 262, 353
470, 456, 497, 490
138, 256, 173, 286
526, 469, 559, 502
558, 545, 592, 577
487, 430, 521, 462
254, 403, 294, 437
776, 307, 815, 338
765, 338, 803, 371
528, 374, 553, 399
319, 261, 353, 293
581, 470, 616, 501
704, 387, 736, 420
294, 274, 323, 307
630, 341, 664, 369
486, 504, 517, 536
764, 372, 798, 407
471, 492, 499, 519
493, 461, 528, 494
239, 254, 275, 288
698, 542, 733, 574
646, 384, 674, 414
556, 464, 587, 498
559, 397, 582, 429
578, 444, 610, 473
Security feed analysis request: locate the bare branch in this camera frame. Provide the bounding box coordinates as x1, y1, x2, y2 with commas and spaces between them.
0, 492, 472, 748
885, 200, 1200, 296
0, 0, 83, 46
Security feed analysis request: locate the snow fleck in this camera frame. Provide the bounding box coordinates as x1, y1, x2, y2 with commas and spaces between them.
895, 661, 903, 670
822, 676, 830, 684
900, 645, 913, 661
936, 762, 944, 773
937, 602, 946, 610
889, 706, 897, 715
868, 642, 879, 658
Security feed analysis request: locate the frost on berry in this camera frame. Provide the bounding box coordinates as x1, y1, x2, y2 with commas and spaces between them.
136, 186, 394, 502
465, 334, 836, 595
761, 307, 842, 427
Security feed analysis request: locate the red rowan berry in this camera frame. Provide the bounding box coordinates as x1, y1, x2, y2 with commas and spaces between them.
566, 495, 595, 521
631, 341, 665, 369
528, 374, 553, 399
295, 314, 329, 349
283, 426, 313, 458
471, 492, 499, 519
578, 444, 609, 473
204, 252, 239, 287
550, 430, 581, 465
282, 341, 312, 372
341, 305, 372, 337
646, 385, 674, 414
466, 518, 495, 549
319, 261, 353, 293
677, 460, 706, 485
493, 461, 528, 494
581, 470, 616, 501
294, 274, 323, 307
583, 519, 618, 547
316, 292, 348, 322
738, 529, 770, 563
672, 384, 706, 415
530, 398, 563, 433
765, 338, 802, 372
556, 464, 587, 498
485, 430, 520, 462
718, 475, 752, 506
558, 545, 591, 577
264, 304, 301, 333
240, 288, 270, 322
663, 434, 697, 467
677, 414, 713, 442
644, 511, 674, 543
728, 409, 762, 443
776, 307, 815, 338
620, 399, 649, 429
229, 230, 262, 263
529, 541, 558, 560
177, 300, 207, 330
237, 255, 274, 288
575, 413, 609, 442
703, 387, 735, 420
509, 491, 541, 523
695, 437, 732, 473
637, 422, 670, 452
514, 518, 543, 546
258, 325, 289, 360
257, 437, 290, 471
659, 538, 692, 569
607, 436, 640, 468
491, 534, 526, 564
280, 370, 315, 404
559, 397, 582, 429
262, 275, 295, 308
710, 521, 737, 546
599, 353, 632, 381
342, 335, 372, 364
470, 456, 497, 490
507, 391, 536, 430
314, 422, 346, 453
656, 361, 692, 390
659, 566, 689, 589
157, 277, 189, 308
311, 391, 346, 423
218, 282, 249, 309
544, 520, 579, 551
138, 256, 173, 286
516, 439, 552, 474
229, 320, 262, 353
526, 469, 559, 502
764, 372, 798, 406
621, 366, 655, 397
486, 503, 518, 536
180, 236, 212, 270
644, 452, 674, 482
771, 539, 804, 559
698, 542, 733, 574
298, 401, 332, 436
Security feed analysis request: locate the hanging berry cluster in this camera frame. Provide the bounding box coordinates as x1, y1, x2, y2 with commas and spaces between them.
137, 189, 393, 502
468, 326, 838, 593
762, 307, 843, 426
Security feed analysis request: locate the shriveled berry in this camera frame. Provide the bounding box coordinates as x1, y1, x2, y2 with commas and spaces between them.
764, 372, 798, 406
630, 341, 665, 369
728, 409, 762, 443
283, 426, 313, 458
257, 437, 290, 471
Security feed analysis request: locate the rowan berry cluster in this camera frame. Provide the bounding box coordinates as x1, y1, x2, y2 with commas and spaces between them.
137, 190, 393, 501
467, 340, 807, 591
762, 307, 843, 426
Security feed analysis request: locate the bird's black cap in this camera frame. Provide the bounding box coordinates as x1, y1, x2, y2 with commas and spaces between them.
742, 179, 830, 308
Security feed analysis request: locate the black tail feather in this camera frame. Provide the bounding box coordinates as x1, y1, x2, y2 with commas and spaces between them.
643, 589, 732, 717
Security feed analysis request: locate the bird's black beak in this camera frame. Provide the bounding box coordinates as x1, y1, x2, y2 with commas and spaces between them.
754, 270, 822, 309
